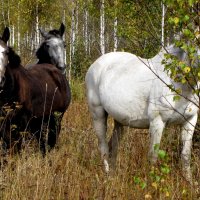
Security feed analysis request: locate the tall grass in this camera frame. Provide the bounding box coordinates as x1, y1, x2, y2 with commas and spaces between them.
0, 80, 200, 199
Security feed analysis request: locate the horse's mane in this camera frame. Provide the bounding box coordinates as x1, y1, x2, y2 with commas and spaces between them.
8, 47, 21, 67
36, 42, 51, 64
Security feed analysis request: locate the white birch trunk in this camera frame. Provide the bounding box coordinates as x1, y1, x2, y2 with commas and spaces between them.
1, 0, 6, 27
7, 0, 10, 27
75, 6, 79, 38
62, 9, 67, 69
11, 25, 15, 47
161, 1, 165, 47
69, 2, 76, 82
31, 30, 34, 53
35, 2, 40, 49
113, 16, 118, 52
17, 3, 20, 54
100, 0, 105, 54
84, 8, 89, 54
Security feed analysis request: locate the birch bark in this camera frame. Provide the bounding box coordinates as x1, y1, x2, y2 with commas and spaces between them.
100, 0, 105, 54
161, 1, 165, 47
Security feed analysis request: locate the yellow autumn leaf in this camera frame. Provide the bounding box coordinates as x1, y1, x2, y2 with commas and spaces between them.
160, 178, 165, 183
151, 182, 158, 189
174, 17, 179, 24
166, 191, 170, 197
145, 194, 152, 199
183, 66, 190, 73
195, 31, 200, 38
182, 189, 187, 195
181, 78, 186, 84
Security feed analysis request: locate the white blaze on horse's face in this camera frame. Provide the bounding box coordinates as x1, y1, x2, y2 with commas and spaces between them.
0, 42, 7, 86
47, 37, 65, 70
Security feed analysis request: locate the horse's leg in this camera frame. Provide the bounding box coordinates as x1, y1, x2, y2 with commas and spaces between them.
47, 114, 58, 149
0, 118, 9, 154
31, 117, 46, 154
92, 107, 109, 172
1, 115, 22, 154
108, 120, 123, 169
180, 114, 197, 182
148, 115, 165, 162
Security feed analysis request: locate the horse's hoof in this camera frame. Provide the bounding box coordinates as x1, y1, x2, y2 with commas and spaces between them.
104, 159, 109, 173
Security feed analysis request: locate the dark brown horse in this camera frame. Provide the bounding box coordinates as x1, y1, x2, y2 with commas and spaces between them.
0, 27, 71, 154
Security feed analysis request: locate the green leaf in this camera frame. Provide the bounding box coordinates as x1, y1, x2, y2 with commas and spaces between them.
173, 95, 181, 101
161, 166, 170, 174
183, 15, 190, 22
189, 0, 195, 6
155, 175, 161, 182
133, 176, 141, 184
141, 182, 147, 189
158, 150, 166, 160
154, 144, 160, 152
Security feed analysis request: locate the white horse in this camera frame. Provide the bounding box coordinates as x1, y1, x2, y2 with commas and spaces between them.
85, 44, 199, 180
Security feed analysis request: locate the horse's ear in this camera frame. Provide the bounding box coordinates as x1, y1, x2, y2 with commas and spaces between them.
59, 23, 65, 37
39, 28, 48, 39
2, 27, 10, 43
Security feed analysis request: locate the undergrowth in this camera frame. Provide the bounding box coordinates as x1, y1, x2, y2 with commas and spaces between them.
0, 80, 200, 199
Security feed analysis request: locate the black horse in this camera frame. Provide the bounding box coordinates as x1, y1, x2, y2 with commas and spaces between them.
0, 27, 71, 154
35, 23, 66, 75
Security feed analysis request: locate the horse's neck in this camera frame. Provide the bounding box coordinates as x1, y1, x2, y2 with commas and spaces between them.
8, 65, 28, 89
36, 45, 52, 65
37, 57, 51, 65
1, 68, 17, 103
152, 46, 198, 97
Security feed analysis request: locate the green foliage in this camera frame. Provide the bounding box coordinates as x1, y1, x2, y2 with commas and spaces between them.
116, 0, 161, 57
163, 0, 200, 97
70, 79, 85, 102
134, 148, 171, 198
70, 38, 93, 80
133, 176, 147, 189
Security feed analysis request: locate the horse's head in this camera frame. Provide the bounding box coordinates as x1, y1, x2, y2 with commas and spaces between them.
167, 32, 200, 68
166, 41, 200, 68
0, 27, 9, 87
36, 23, 66, 74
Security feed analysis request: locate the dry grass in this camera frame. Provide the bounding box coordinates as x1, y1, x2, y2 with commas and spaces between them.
1, 83, 200, 199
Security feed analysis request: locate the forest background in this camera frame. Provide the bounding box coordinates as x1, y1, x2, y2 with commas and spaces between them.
0, 0, 167, 81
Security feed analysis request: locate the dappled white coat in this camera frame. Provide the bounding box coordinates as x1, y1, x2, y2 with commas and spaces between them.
85, 45, 199, 181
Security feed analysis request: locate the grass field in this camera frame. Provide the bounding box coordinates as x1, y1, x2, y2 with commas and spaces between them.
0, 81, 200, 199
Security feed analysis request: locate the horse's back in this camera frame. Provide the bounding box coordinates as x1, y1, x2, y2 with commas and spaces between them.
86, 51, 198, 127
86, 52, 153, 127
27, 64, 71, 115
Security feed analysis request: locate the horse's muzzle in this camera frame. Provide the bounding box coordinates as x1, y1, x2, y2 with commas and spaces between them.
57, 64, 66, 75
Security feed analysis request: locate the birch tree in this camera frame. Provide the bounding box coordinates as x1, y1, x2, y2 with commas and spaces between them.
161, 1, 165, 47
83, 4, 89, 54
100, 0, 105, 54
69, 1, 77, 81
113, 0, 118, 52
35, 2, 40, 49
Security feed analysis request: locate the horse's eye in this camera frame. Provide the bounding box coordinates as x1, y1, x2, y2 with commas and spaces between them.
44, 44, 50, 49
63, 42, 66, 48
